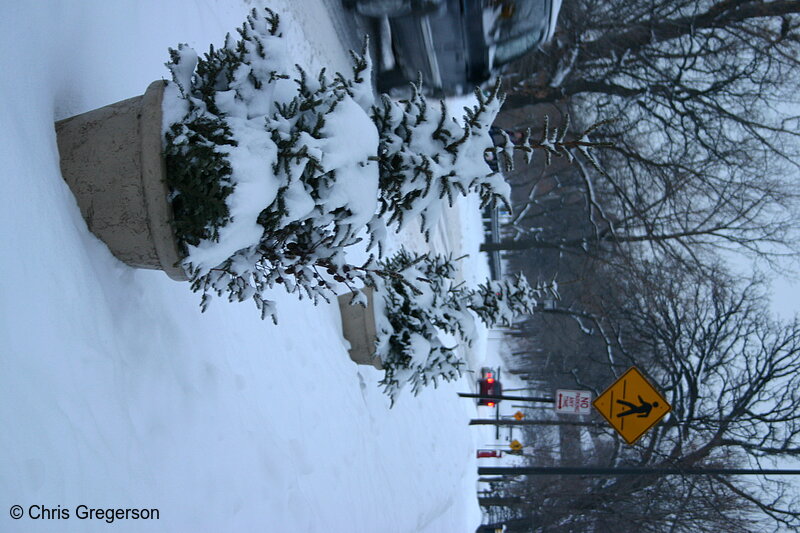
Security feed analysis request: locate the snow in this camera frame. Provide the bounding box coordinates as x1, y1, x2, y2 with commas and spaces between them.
185, 119, 280, 272
317, 94, 380, 228
0, 1, 505, 531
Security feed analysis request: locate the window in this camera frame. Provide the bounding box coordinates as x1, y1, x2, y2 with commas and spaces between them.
487, 0, 549, 43
494, 27, 546, 65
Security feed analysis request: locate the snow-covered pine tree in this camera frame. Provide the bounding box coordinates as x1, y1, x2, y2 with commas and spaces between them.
164, 8, 381, 322
364, 250, 557, 403
467, 274, 558, 328
368, 250, 473, 403
371, 83, 512, 240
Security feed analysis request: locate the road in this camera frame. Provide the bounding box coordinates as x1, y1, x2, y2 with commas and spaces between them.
319, 0, 382, 72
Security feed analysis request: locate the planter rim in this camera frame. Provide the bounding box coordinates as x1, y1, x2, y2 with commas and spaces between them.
141, 80, 187, 281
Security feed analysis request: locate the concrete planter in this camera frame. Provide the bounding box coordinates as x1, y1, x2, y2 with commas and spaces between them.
338, 288, 384, 369
55, 80, 187, 281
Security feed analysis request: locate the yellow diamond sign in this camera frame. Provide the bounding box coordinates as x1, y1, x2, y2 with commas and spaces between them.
513, 411, 525, 421
593, 367, 671, 445
509, 439, 523, 451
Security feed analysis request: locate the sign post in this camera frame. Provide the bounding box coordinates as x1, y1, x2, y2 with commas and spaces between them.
592, 367, 671, 445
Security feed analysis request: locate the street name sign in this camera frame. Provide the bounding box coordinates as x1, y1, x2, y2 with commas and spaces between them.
554, 389, 592, 415
592, 367, 671, 445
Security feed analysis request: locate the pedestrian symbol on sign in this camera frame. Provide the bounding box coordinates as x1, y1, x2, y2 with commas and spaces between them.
616, 396, 659, 418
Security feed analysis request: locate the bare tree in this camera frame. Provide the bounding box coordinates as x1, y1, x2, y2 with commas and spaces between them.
481, 121, 798, 273
489, 257, 800, 531
486, 0, 800, 270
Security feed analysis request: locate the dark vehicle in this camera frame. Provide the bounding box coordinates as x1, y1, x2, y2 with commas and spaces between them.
477, 367, 502, 406
347, 0, 562, 95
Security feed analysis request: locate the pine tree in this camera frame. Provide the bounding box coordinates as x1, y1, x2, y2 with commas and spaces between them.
367, 251, 471, 403
164, 8, 380, 322
371, 83, 512, 239
363, 251, 557, 403
468, 274, 558, 328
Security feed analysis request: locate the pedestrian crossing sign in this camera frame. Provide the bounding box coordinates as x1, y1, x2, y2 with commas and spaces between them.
593, 367, 671, 445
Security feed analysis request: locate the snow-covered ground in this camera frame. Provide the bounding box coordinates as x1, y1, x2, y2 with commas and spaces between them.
0, 1, 506, 531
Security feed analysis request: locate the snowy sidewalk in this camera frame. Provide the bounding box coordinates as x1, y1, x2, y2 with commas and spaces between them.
0, 2, 484, 532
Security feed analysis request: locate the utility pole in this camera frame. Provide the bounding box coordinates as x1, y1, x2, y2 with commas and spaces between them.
470, 419, 601, 428
495, 397, 501, 439
479, 496, 526, 508
478, 466, 800, 476
459, 392, 555, 403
